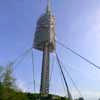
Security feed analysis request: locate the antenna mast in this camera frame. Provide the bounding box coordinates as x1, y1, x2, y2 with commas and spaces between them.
47, 0, 51, 12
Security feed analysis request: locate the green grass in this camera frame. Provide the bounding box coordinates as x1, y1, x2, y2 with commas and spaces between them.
0, 84, 68, 100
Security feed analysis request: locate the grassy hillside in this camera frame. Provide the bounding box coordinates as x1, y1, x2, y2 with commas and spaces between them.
0, 83, 68, 100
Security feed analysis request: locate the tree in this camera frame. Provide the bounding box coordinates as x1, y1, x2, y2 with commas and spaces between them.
0, 63, 29, 100
79, 97, 84, 100
2, 63, 15, 88
0, 66, 4, 82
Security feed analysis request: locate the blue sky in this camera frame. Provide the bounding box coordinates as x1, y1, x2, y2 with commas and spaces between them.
0, 0, 100, 100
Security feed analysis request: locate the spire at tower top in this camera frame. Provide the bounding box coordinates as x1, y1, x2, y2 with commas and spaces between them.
46, 0, 52, 13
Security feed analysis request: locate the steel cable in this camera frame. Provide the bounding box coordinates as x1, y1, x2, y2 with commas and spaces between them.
56, 40, 100, 69
31, 49, 36, 93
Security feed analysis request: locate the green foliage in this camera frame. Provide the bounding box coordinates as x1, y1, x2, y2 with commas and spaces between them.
3, 63, 15, 88
0, 85, 69, 100
0, 66, 4, 82
0, 66, 4, 73
0, 64, 69, 100
25, 93, 69, 100
0, 84, 28, 100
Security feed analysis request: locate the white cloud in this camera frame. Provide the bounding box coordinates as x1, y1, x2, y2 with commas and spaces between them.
16, 80, 28, 92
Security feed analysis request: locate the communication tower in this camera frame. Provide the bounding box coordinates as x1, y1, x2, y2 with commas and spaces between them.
33, 0, 56, 95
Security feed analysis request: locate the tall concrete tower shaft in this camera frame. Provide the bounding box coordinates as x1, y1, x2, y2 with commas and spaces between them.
33, 0, 55, 95
40, 43, 50, 94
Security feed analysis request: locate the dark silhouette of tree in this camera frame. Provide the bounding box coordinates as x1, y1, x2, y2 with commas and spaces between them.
79, 97, 84, 100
